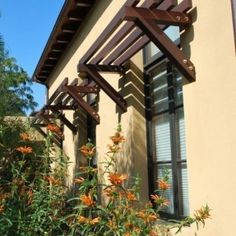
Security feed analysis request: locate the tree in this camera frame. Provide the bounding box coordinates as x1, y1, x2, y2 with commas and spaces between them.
0, 35, 37, 116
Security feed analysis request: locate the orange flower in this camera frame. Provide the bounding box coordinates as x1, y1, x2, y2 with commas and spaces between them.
108, 219, 117, 230
16, 146, 33, 154
157, 179, 170, 190
124, 233, 131, 236
77, 215, 87, 224
0, 192, 10, 201
147, 213, 158, 222
107, 144, 120, 153
0, 205, 4, 214
126, 191, 137, 201
27, 189, 33, 205
194, 205, 211, 223
20, 132, 30, 141
80, 194, 95, 207
45, 176, 61, 185
137, 211, 146, 219
150, 194, 169, 207
110, 132, 125, 145
149, 230, 158, 236
74, 177, 85, 184
134, 227, 141, 233
47, 123, 62, 135
89, 217, 100, 225
108, 173, 127, 185
80, 144, 95, 158
125, 223, 133, 229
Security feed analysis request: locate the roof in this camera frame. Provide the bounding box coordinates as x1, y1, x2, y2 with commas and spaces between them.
32, 0, 95, 84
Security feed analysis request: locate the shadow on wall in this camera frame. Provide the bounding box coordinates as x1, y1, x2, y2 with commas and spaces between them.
116, 60, 149, 201
117, 109, 149, 201
181, 6, 197, 84
117, 60, 146, 120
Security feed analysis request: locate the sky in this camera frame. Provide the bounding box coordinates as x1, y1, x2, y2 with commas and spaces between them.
0, 0, 64, 112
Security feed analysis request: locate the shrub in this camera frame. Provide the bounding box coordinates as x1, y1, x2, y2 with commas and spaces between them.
0, 120, 210, 235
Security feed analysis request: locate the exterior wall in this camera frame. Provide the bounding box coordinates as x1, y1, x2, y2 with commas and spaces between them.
46, 0, 149, 200
180, 0, 236, 235
44, 0, 236, 235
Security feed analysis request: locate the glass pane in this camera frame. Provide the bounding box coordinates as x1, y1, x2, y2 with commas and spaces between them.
152, 113, 171, 162
179, 163, 189, 216
165, 26, 179, 42
175, 108, 186, 160
151, 65, 168, 113
156, 164, 174, 214
173, 68, 183, 106
144, 26, 180, 61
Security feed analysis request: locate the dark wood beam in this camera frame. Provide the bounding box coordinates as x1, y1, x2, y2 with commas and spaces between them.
62, 85, 100, 123
79, 0, 140, 64
39, 70, 50, 75
78, 64, 127, 112
49, 106, 77, 133
124, 7, 191, 26
158, 0, 177, 10
78, 64, 125, 73
76, 2, 92, 7
51, 43, 67, 51
56, 33, 72, 44
48, 51, 61, 58
113, 0, 192, 65
132, 15, 195, 81
67, 85, 99, 94
90, 0, 161, 64
47, 77, 68, 105
53, 78, 79, 105
45, 105, 77, 110
103, 28, 144, 65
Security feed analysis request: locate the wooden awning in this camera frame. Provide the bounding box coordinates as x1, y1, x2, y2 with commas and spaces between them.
32, 77, 100, 139
31, 110, 63, 147
78, 0, 195, 112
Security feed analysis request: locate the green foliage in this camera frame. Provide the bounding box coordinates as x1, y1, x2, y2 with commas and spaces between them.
0, 118, 69, 235
0, 37, 37, 116
0, 121, 210, 235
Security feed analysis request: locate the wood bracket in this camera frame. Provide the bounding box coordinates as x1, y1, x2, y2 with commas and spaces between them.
33, 77, 100, 140
77, 0, 195, 120
31, 109, 63, 147
124, 7, 195, 82
78, 64, 127, 112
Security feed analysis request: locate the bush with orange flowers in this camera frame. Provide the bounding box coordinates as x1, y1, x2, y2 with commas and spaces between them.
0, 119, 210, 235
64, 124, 210, 236
0, 118, 69, 235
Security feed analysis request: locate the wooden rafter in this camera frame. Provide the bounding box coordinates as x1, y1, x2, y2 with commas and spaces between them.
32, 75, 100, 140
124, 7, 195, 82
31, 110, 63, 147
78, 0, 195, 113
113, 0, 192, 66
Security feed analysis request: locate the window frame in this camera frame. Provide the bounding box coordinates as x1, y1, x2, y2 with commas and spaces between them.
144, 50, 188, 219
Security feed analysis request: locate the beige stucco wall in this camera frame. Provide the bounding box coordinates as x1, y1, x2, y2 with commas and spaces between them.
44, 0, 236, 235
46, 0, 149, 200
180, 0, 236, 235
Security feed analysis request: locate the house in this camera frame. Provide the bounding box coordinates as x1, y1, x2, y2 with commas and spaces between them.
32, 0, 236, 235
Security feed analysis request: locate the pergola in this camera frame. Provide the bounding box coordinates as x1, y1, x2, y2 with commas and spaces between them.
32, 0, 195, 143
77, 0, 195, 112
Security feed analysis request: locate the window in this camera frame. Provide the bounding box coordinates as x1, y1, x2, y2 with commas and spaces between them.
144, 28, 189, 218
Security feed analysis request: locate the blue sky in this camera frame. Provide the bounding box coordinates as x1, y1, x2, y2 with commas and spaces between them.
0, 0, 64, 111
